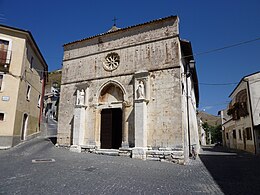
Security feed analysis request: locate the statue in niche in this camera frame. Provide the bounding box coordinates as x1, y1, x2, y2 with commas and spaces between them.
137, 80, 145, 99
77, 89, 85, 105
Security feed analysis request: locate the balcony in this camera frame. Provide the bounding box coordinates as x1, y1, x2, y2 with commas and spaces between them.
0, 48, 11, 71
227, 102, 249, 120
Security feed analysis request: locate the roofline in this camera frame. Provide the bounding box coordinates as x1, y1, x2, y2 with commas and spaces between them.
0, 24, 48, 71
229, 71, 260, 97
63, 15, 178, 47
180, 40, 199, 107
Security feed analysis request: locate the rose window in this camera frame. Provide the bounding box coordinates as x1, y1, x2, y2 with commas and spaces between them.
103, 52, 120, 71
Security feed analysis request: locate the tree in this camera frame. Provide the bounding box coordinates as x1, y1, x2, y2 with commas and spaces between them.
202, 122, 222, 144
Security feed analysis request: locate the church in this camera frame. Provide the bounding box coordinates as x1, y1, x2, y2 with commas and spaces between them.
57, 16, 199, 164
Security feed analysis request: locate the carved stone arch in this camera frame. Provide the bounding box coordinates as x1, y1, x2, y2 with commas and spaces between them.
97, 80, 128, 104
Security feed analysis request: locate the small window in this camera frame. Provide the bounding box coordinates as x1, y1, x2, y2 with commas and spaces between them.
239, 129, 242, 140
226, 133, 229, 140
30, 56, 34, 69
246, 127, 252, 140
37, 95, 41, 108
233, 130, 236, 139
0, 40, 9, 64
0, 74, 3, 91
26, 85, 31, 100
0, 113, 4, 121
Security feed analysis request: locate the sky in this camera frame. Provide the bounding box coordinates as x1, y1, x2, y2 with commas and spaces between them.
0, 0, 259, 115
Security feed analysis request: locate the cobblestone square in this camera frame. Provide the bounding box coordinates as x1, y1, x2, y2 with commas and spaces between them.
0, 137, 223, 195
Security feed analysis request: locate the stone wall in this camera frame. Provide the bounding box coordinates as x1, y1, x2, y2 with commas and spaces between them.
58, 17, 181, 147
58, 16, 200, 164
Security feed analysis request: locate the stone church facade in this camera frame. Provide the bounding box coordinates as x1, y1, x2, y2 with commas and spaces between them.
57, 16, 199, 164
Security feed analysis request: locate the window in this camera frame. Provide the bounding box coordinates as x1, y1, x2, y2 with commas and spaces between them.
239, 129, 242, 140
246, 127, 252, 140
37, 95, 41, 107
0, 113, 4, 121
0, 74, 3, 91
26, 85, 31, 100
30, 56, 34, 69
233, 130, 236, 139
0, 40, 9, 64
226, 133, 229, 140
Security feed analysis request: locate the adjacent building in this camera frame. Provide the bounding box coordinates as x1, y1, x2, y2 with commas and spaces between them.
58, 16, 199, 163
197, 111, 221, 145
220, 71, 260, 154
44, 69, 61, 120
0, 25, 48, 148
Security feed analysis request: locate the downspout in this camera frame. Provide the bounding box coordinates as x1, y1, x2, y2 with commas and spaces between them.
186, 63, 191, 156
245, 79, 257, 154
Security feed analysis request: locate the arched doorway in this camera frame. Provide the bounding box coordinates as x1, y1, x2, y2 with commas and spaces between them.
21, 113, 28, 140
98, 82, 124, 149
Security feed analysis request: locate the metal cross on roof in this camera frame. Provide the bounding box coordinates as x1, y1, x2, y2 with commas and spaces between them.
112, 16, 118, 26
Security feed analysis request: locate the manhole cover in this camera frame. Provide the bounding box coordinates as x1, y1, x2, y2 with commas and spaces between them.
32, 159, 55, 163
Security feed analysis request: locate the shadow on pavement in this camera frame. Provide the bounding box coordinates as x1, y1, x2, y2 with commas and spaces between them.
199, 146, 260, 195
45, 137, 57, 145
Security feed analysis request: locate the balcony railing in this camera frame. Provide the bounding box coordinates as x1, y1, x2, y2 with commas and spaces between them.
0, 48, 11, 65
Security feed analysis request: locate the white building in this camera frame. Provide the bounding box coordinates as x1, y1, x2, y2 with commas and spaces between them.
220, 71, 260, 154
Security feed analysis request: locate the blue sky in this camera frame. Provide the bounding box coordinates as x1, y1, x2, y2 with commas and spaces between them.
1, 0, 259, 115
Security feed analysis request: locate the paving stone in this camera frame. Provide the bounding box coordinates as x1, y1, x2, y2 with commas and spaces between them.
0, 138, 229, 195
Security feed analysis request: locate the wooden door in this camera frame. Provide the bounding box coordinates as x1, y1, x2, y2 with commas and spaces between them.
100, 108, 122, 149
101, 109, 113, 149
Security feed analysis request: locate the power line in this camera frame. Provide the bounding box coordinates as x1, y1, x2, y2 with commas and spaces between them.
200, 101, 230, 107
198, 82, 238, 86
182, 37, 260, 59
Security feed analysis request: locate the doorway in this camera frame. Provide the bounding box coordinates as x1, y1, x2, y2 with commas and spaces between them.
100, 108, 122, 149
21, 113, 28, 140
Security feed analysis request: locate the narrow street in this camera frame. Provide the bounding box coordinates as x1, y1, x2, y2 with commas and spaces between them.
199, 145, 260, 195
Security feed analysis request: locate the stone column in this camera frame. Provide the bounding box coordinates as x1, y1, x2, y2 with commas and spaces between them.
132, 70, 149, 159
121, 102, 130, 148
132, 99, 148, 159
70, 105, 85, 153
70, 87, 88, 153
94, 109, 101, 148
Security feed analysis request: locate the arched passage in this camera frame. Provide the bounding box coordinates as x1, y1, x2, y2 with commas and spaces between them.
98, 81, 125, 149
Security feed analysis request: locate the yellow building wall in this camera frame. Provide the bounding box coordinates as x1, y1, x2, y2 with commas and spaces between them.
14, 41, 43, 140
0, 28, 46, 147
0, 32, 25, 138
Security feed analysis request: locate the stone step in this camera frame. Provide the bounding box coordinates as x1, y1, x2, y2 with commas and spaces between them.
93, 149, 119, 156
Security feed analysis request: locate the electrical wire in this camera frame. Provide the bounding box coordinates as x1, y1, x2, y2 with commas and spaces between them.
198, 82, 238, 86
182, 37, 260, 59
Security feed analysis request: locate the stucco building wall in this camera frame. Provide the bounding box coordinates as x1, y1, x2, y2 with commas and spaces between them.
0, 25, 47, 148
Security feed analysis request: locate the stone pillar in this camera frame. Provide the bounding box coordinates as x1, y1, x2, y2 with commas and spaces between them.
94, 109, 101, 148
70, 87, 88, 153
121, 103, 130, 148
132, 99, 148, 159
70, 105, 85, 152
132, 70, 149, 159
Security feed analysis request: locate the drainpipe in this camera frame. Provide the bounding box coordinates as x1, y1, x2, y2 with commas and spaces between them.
186, 60, 194, 156
244, 79, 257, 154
